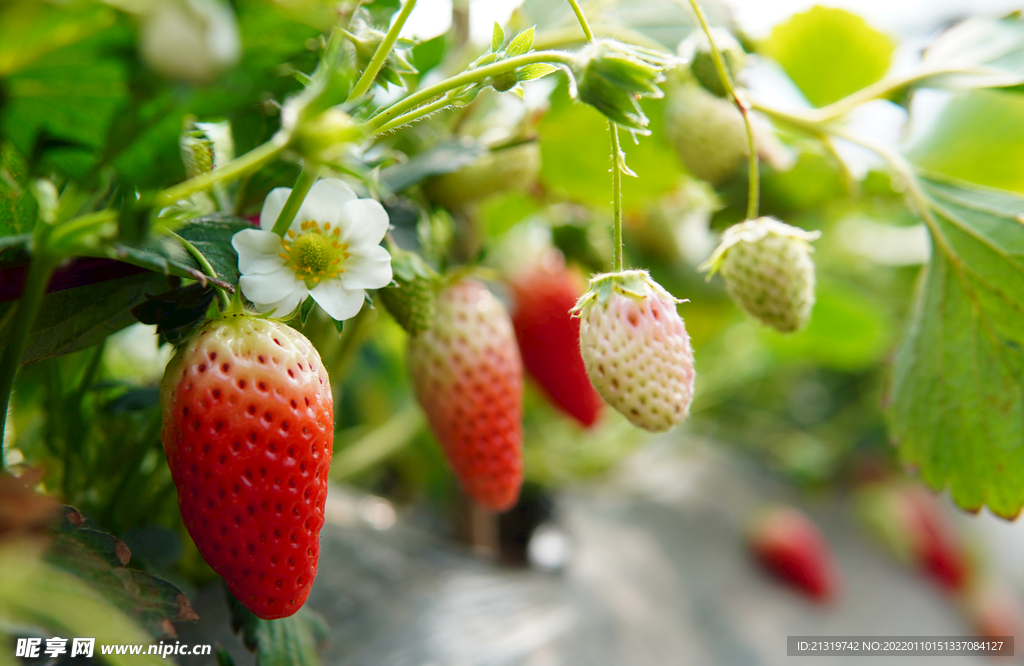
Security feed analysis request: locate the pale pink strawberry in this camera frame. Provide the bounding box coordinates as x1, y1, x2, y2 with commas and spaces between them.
572, 270, 694, 432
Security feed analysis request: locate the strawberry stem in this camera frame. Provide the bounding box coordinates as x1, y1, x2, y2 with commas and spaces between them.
610, 121, 624, 272
172, 232, 233, 312
156, 138, 286, 208
361, 50, 576, 135
683, 0, 760, 221
347, 0, 418, 102
566, 0, 595, 42
0, 248, 58, 466
271, 167, 320, 238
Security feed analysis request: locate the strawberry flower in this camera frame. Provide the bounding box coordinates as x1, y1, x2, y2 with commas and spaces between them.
231, 178, 392, 320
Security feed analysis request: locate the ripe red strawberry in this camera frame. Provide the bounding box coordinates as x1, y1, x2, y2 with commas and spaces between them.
160, 312, 333, 620
749, 506, 840, 602
898, 486, 971, 593
573, 270, 694, 432
408, 279, 524, 511
856, 482, 971, 594
507, 251, 603, 428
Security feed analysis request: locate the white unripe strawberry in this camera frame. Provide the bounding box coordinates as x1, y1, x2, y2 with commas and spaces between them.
700, 217, 821, 333
572, 270, 695, 432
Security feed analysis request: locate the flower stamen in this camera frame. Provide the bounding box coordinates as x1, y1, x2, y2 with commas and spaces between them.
281, 219, 350, 287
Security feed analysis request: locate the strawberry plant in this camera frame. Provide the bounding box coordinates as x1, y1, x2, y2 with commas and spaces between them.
1, 0, 1024, 661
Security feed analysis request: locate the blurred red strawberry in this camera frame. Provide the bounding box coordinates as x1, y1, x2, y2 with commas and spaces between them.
899, 486, 971, 593
507, 251, 603, 428
749, 506, 841, 602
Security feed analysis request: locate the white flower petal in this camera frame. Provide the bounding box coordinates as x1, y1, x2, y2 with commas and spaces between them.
259, 188, 292, 231
337, 199, 390, 248
294, 179, 358, 231
240, 266, 301, 304
309, 281, 366, 321
232, 229, 285, 275
252, 283, 309, 318
339, 244, 393, 290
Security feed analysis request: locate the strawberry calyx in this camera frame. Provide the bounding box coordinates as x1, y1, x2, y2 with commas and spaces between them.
699, 217, 821, 279
570, 269, 685, 316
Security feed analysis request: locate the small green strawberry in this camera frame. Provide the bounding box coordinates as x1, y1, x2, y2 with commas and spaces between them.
700, 217, 821, 333
572, 270, 695, 432
377, 249, 438, 336
665, 83, 790, 185
679, 28, 746, 98
425, 142, 540, 211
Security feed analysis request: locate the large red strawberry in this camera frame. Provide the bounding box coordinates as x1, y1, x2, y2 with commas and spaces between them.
507, 251, 603, 428
749, 506, 840, 602
160, 312, 333, 620
408, 279, 523, 512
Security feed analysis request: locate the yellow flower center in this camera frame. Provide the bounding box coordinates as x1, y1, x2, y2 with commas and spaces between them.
278, 220, 352, 287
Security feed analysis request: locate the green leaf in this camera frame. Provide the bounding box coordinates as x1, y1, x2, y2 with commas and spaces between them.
0, 31, 130, 180
918, 15, 1024, 90
101, 215, 251, 289
890, 174, 1024, 518
45, 507, 199, 638
517, 63, 559, 82
492, 22, 505, 53
762, 6, 895, 107
0, 268, 169, 365
228, 592, 328, 666
0, 141, 38, 236
505, 27, 535, 58
379, 139, 486, 193
908, 89, 1024, 194
0, 544, 167, 666
0, 0, 116, 76
538, 82, 682, 210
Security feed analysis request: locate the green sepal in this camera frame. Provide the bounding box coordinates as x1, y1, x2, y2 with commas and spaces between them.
570, 269, 684, 317
698, 216, 821, 279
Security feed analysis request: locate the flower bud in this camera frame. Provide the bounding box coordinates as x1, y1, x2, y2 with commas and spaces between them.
139, 0, 241, 85
571, 40, 672, 134
286, 107, 362, 166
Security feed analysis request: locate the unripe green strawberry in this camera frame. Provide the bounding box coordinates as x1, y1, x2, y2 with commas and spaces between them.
572, 270, 694, 432
679, 28, 746, 98
425, 142, 540, 211
700, 217, 820, 333
160, 312, 333, 620
377, 249, 437, 336
666, 83, 747, 184
408, 279, 523, 511
665, 83, 791, 184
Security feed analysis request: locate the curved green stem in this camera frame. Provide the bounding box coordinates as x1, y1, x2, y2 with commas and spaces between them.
362, 51, 575, 134
348, 0, 418, 101
156, 138, 286, 207
684, 0, 758, 220
373, 94, 455, 135
271, 167, 319, 237
565, 0, 595, 42
172, 232, 232, 311
807, 66, 983, 123
610, 121, 623, 272
534, 24, 667, 51
752, 99, 941, 242
0, 245, 57, 464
